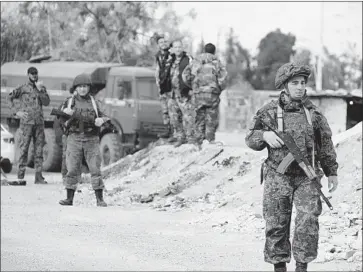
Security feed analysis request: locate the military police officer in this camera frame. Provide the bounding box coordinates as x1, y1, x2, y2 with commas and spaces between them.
8, 67, 50, 184
58, 74, 109, 207
245, 62, 339, 272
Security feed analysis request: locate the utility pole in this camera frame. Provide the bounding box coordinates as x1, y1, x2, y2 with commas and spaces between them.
316, 2, 324, 91
47, 6, 52, 56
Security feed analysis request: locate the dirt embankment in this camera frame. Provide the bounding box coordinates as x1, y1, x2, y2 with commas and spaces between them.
75, 123, 362, 270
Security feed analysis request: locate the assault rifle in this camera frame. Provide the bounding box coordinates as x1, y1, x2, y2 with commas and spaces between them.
50, 108, 117, 133
256, 114, 333, 210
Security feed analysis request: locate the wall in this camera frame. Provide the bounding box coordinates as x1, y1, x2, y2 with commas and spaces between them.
309, 97, 347, 135
219, 90, 347, 135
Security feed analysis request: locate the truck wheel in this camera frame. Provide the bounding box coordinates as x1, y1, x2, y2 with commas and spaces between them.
100, 133, 124, 167
42, 128, 62, 172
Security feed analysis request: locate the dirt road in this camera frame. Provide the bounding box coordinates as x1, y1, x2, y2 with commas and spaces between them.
1, 170, 354, 271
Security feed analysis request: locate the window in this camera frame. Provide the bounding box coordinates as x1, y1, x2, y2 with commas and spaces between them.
1, 78, 7, 87
114, 78, 132, 100
137, 79, 158, 100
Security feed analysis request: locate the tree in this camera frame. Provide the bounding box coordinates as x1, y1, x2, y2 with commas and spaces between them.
224, 28, 253, 89
1, 2, 195, 65
252, 29, 296, 90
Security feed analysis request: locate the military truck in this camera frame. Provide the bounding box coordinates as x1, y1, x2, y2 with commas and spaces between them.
0, 60, 167, 172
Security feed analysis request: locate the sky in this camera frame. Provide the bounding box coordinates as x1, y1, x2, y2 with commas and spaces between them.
169, 2, 362, 58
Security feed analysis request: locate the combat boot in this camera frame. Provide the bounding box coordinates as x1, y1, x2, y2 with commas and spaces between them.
295, 262, 307, 272
59, 189, 75, 206
34, 172, 48, 184
274, 262, 287, 272
95, 189, 107, 207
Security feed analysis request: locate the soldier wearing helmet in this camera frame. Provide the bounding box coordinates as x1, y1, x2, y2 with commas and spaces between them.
245, 62, 338, 272
57, 74, 110, 207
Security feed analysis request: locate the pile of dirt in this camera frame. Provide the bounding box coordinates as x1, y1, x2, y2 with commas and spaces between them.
75, 123, 362, 270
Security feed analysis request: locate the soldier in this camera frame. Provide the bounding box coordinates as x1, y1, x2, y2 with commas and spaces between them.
168, 40, 194, 147
8, 67, 50, 184
58, 74, 109, 207
154, 34, 176, 142
245, 62, 339, 272
182, 43, 228, 147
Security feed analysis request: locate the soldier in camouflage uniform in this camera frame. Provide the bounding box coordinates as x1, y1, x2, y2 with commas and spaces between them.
245, 62, 339, 272
168, 40, 195, 147
183, 43, 228, 146
58, 74, 109, 207
8, 67, 50, 184
155, 34, 176, 141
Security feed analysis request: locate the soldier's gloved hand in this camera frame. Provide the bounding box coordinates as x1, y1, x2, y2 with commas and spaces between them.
95, 117, 105, 127
16, 111, 28, 119
63, 108, 74, 116
263, 131, 284, 148
328, 176, 338, 193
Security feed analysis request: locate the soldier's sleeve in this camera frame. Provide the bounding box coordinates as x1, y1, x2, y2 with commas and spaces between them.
315, 111, 338, 176
245, 109, 267, 151
8, 85, 23, 116
182, 63, 194, 89
57, 98, 71, 127
38, 85, 50, 106
216, 60, 228, 91
155, 59, 161, 91
95, 100, 110, 122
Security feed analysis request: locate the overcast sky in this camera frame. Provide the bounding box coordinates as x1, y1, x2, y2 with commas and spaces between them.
170, 1, 362, 58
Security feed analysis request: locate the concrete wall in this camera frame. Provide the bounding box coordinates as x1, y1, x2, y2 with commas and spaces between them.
309, 97, 347, 135
219, 90, 347, 135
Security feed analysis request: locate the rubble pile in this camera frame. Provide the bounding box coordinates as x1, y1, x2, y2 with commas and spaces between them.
76, 123, 362, 269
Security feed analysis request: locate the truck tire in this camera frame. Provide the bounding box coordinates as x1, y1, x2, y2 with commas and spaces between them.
99, 133, 124, 167
42, 128, 62, 172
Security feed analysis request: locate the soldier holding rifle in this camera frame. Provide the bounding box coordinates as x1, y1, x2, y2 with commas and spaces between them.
245, 62, 338, 272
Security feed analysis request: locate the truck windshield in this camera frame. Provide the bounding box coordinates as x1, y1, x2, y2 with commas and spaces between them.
136, 79, 158, 100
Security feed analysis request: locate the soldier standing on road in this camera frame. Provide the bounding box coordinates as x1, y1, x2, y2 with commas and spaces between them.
168, 40, 194, 147
182, 43, 228, 147
8, 67, 50, 185
58, 74, 109, 207
245, 62, 339, 272
155, 34, 176, 142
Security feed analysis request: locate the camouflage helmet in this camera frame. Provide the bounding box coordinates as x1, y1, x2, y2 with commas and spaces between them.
275, 62, 311, 89
72, 73, 92, 88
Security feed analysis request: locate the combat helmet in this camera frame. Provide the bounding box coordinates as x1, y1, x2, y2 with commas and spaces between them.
275, 62, 311, 89
72, 73, 92, 88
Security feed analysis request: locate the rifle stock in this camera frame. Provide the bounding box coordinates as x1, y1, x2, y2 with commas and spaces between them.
257, 115, 333, 210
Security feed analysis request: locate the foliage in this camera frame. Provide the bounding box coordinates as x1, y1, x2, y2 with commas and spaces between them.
1, 2, 195, 66
252, 29, 296, 90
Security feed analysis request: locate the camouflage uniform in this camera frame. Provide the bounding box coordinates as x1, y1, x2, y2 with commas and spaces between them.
168, 52, 195, 143
59, 94, 109, 191
245, 91, 338, 265
183, 53, 228, 144
8, 81, 50, 181
155, 50, 174, 126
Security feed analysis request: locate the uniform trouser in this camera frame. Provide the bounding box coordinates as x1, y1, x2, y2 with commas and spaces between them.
159, 92, 173, 125
17, 123, 45, 179
61, 135, 68, 179
194, 103, 219, 143
64, 133, 104, 190
263, 167, 323, 264
168, 96, 195, 141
